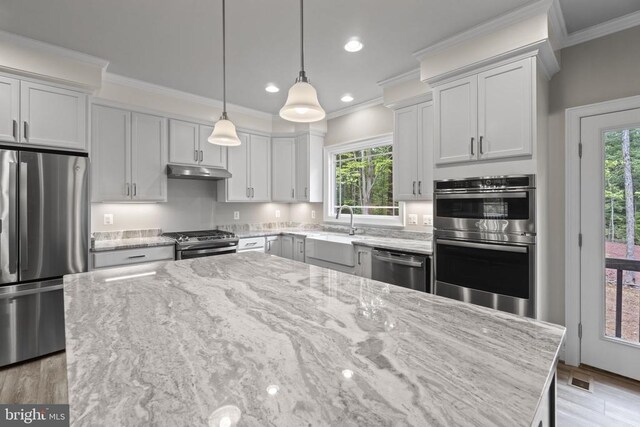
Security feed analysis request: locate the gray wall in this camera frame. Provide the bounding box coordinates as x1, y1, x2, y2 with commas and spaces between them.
547, 25, 640, 325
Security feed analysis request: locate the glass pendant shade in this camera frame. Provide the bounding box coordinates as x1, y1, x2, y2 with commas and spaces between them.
279, 81, 326, 123
208, 117, 241, 146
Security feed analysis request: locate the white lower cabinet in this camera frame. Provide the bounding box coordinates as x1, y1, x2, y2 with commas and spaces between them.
293, 236, 305, 262
91, 105, 167, 202
265, 236, 281, 256
280, 236, 294, 259
92, 246, 174, 270
237, 237, 266, 252
354, 245, 372, 279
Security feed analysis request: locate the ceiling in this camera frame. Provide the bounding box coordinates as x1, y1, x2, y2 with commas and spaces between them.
1, 1, 639, 116
559, 0, 640, 34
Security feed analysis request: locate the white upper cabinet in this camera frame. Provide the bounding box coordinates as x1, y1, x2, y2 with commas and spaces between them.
393, 101, 434, 201
91, 105, 167, 203
225, 133, 250, 201
0, 76, 19, 143
272, 137, 296, 202
199, 125, 226, 168
20, 81, 87, 151
295, 133, 323, 203
131, 113, 167, 202
91, 105, 131, 202
477, 58, 532, 159
249, 134, 271, 201
434, 57, 533, 165
169, 119, 198, 165
295, 134, 309, 201
434, 76, 477, 165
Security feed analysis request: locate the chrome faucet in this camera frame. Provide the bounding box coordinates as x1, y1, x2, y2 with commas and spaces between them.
336, 205, 357, 235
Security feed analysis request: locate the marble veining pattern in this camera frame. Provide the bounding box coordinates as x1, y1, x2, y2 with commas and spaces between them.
91, 236, 176, 252
64, 253, 564, 426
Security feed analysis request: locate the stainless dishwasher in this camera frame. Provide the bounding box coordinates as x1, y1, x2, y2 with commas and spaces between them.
371, 249, 430, 293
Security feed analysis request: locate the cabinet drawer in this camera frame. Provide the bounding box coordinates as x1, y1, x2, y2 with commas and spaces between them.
238, 237, 265, 251
93, 246, 174, 269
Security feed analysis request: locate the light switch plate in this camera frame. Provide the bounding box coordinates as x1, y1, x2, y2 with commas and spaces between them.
424, 215, 433, 226
408, 214, 418, 225
311, 210, 316, 219
275, 209, 281, 218
103, 214, 113, 225
233, 211, 240, 220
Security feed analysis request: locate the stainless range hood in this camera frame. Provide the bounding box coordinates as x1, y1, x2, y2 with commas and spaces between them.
167, 164, 232, 180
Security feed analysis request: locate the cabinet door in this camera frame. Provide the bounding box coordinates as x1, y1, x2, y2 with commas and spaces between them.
417, 102, 434, 200
293, 237, 305, 262
0, 76, 19, 142
393, 105, 418, 200
20, 81, 87, 150
199, 125, 227, 168
91, 106, 131, 202
272, 138, 295, 202
477, 58, 532, 159
131, 113, 167, 202
434, 76, 477, 164
295, 134, 309, 201
168, 119, 198, 165
281, 236, 294, 260
226, 132, 250, 201
249, 134, 271, 201
354, 246, 372, 279
265, 236, 281, 257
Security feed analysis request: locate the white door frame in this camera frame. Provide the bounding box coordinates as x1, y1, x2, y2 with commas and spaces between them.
565, 94, 640, 366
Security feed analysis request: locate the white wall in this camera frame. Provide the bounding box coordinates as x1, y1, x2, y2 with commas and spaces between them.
547, 25, 640, 325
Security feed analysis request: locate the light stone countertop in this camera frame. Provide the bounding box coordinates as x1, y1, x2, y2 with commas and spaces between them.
90, 236, 176, 252
64, 252, 564, 426
237, 228, 433, 255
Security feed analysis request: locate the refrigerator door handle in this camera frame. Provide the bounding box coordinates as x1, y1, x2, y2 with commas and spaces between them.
8, 162, 18, 274
19, 162, 28, 271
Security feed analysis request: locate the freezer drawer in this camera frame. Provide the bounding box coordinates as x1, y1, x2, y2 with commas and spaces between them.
0, 280, 65, 367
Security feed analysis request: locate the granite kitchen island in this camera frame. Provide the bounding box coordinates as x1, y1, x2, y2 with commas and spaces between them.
64, 252, 564, 426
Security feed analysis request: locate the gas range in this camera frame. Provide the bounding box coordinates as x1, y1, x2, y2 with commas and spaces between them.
161, 230, 239, 259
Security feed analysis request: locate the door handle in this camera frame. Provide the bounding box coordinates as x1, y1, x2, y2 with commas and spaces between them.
200, 150, 204, 162
412, 181, 416, 195
479, 136, 484, 155
8, 162, 17, 274
125, 183, 130, 196
357, 251, 362, 265
194, 150, 198, 162
373, 253, 423, 268
23, 122, 29, 141
19, 162, 28, 270
470, 137, 475, 156
418, 181, 422, 195
133, 183, 137, 197
436, 238, 528, 253
12, 120, 17, 140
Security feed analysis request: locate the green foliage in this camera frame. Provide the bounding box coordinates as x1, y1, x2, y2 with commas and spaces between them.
605, 129, 640, 243
334, 145, 397, 216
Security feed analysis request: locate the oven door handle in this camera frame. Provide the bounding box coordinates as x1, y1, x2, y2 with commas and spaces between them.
373, 253, 423, 268
180, 246, 237, 256
436, 238, 527, 253
435, 191, 528, 200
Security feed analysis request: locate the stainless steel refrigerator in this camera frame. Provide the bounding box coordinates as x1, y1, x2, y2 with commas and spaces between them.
0, 146, 88, 367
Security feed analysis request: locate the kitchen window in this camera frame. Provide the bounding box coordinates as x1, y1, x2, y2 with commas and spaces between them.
324, 134, 403, 226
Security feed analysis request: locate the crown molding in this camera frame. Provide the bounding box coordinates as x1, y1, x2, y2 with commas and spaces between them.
548, 0, 568, 49
324, 97, 384, 120
559, 9, 640, 49
0, 29, 109, 70
103, 72, 274, 120
412, 0, 552, 61
377, 68, 421, 88
384, 93, 433, 111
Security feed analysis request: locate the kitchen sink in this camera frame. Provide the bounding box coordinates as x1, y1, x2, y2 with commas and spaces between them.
305, 234, 356, 267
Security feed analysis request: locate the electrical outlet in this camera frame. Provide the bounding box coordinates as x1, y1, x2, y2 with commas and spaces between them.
275, 209, 281, 218
408, 214, 418, 225
424, 215, 433, 226
311, 210, 316, 219
103, 214, 113, 225
233, 211, 240, 220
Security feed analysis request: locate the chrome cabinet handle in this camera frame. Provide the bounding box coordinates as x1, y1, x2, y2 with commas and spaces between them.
19, 163, 28, 270
23, 122, 28, 141
412, 181, 416, 195
133, 183, 137, 197
126, 183, 130, 196
267, 241, 271, 251
246, 187, 250, 198
194, 150, 198, 162
200, 150, 203, 162
418, 181, 422, 195
470, 137, 475, 156
357, 251, 362, 265
291, 188, 294, 199
251, 188, 255, 198
305, 187, 308, 198
128, 255, 146, 259
479, 136, 484, 155
12, 120, 17, 139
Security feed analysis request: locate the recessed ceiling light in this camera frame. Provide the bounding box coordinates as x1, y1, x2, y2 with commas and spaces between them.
344, 38, 363, 53
265, 84, 279, 93
341, 94, 354, 103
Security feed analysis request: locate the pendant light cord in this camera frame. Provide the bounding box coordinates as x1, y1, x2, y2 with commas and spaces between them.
300, 0, 304, 73
222, 0, 227, 118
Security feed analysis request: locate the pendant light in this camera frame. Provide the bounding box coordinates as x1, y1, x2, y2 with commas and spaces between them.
279, 0, 325, 123
208, 0, 241, 146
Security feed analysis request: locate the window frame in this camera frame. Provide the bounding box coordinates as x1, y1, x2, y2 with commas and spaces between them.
323, 133, 405, 228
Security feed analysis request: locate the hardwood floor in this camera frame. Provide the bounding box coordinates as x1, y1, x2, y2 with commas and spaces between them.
0, 351, 68, 404
1, 353, 639, 426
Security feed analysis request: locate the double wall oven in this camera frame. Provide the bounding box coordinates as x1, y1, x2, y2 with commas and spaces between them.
434, 175, 536, 317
